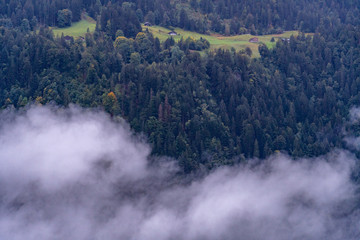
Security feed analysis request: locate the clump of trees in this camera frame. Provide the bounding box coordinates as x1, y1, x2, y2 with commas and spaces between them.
178, 37, 210, 51
57, 9, 72, 28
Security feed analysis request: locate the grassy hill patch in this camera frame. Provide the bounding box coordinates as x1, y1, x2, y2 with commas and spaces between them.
52, 14, 96, 38
143, 25, 309, 57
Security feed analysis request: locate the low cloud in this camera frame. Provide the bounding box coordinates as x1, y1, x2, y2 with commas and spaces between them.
0, 105, 359, 240
344, 107, 360, 151
349, 107, 360, 123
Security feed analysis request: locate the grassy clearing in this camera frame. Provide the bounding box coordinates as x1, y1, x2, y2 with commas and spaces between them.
52, 14, 96, 38
142, 25, 305, 57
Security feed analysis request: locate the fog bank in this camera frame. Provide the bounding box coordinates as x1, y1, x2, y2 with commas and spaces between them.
0, 105, 359, 240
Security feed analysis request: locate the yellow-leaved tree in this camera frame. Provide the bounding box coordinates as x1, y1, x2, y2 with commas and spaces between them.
114, 36, 134, 61
102, 91, 120, 116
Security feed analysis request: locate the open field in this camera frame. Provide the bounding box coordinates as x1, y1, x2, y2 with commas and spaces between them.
52, 14, 96, 38
142, 25, 307, 57
52, 18, 308, 57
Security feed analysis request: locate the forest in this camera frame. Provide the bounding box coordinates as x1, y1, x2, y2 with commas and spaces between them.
0, 0, 360, 172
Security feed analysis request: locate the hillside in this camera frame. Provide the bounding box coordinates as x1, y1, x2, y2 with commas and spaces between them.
0, 0, 358, 172
1, 1, 360, 238
143, 24, 303, 57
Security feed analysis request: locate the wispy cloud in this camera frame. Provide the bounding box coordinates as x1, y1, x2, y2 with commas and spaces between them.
0, 105, 359, 240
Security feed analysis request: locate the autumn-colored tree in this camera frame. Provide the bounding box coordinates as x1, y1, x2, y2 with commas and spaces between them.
103, 92, 120, 116
114, 36, 134, 62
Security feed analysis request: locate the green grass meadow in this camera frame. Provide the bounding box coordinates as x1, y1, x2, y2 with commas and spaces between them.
142, 25, 304, 57
53, 18, 307, 57
52, 14, 96, 38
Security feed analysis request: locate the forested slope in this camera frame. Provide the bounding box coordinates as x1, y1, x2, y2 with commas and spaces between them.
0, 0, 359, 172
1, 0, 359, 36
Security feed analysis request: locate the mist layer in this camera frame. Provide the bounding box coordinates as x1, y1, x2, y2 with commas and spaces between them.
0, 105, 359, 240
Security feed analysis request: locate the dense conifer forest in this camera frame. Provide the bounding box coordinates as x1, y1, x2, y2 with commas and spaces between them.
0, 0, 360, 172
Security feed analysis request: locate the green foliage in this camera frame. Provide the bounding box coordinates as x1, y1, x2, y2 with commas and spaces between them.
1, 0, 359, 38
114, 36, 134, 62
57, 9, 72, 28
99, 2, 142, 39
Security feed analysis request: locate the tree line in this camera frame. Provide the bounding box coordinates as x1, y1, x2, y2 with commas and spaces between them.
1, 0, 359, 36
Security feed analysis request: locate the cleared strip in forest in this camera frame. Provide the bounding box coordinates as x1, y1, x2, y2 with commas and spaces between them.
52, 14, 96, 38
143, 25, 312, 57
